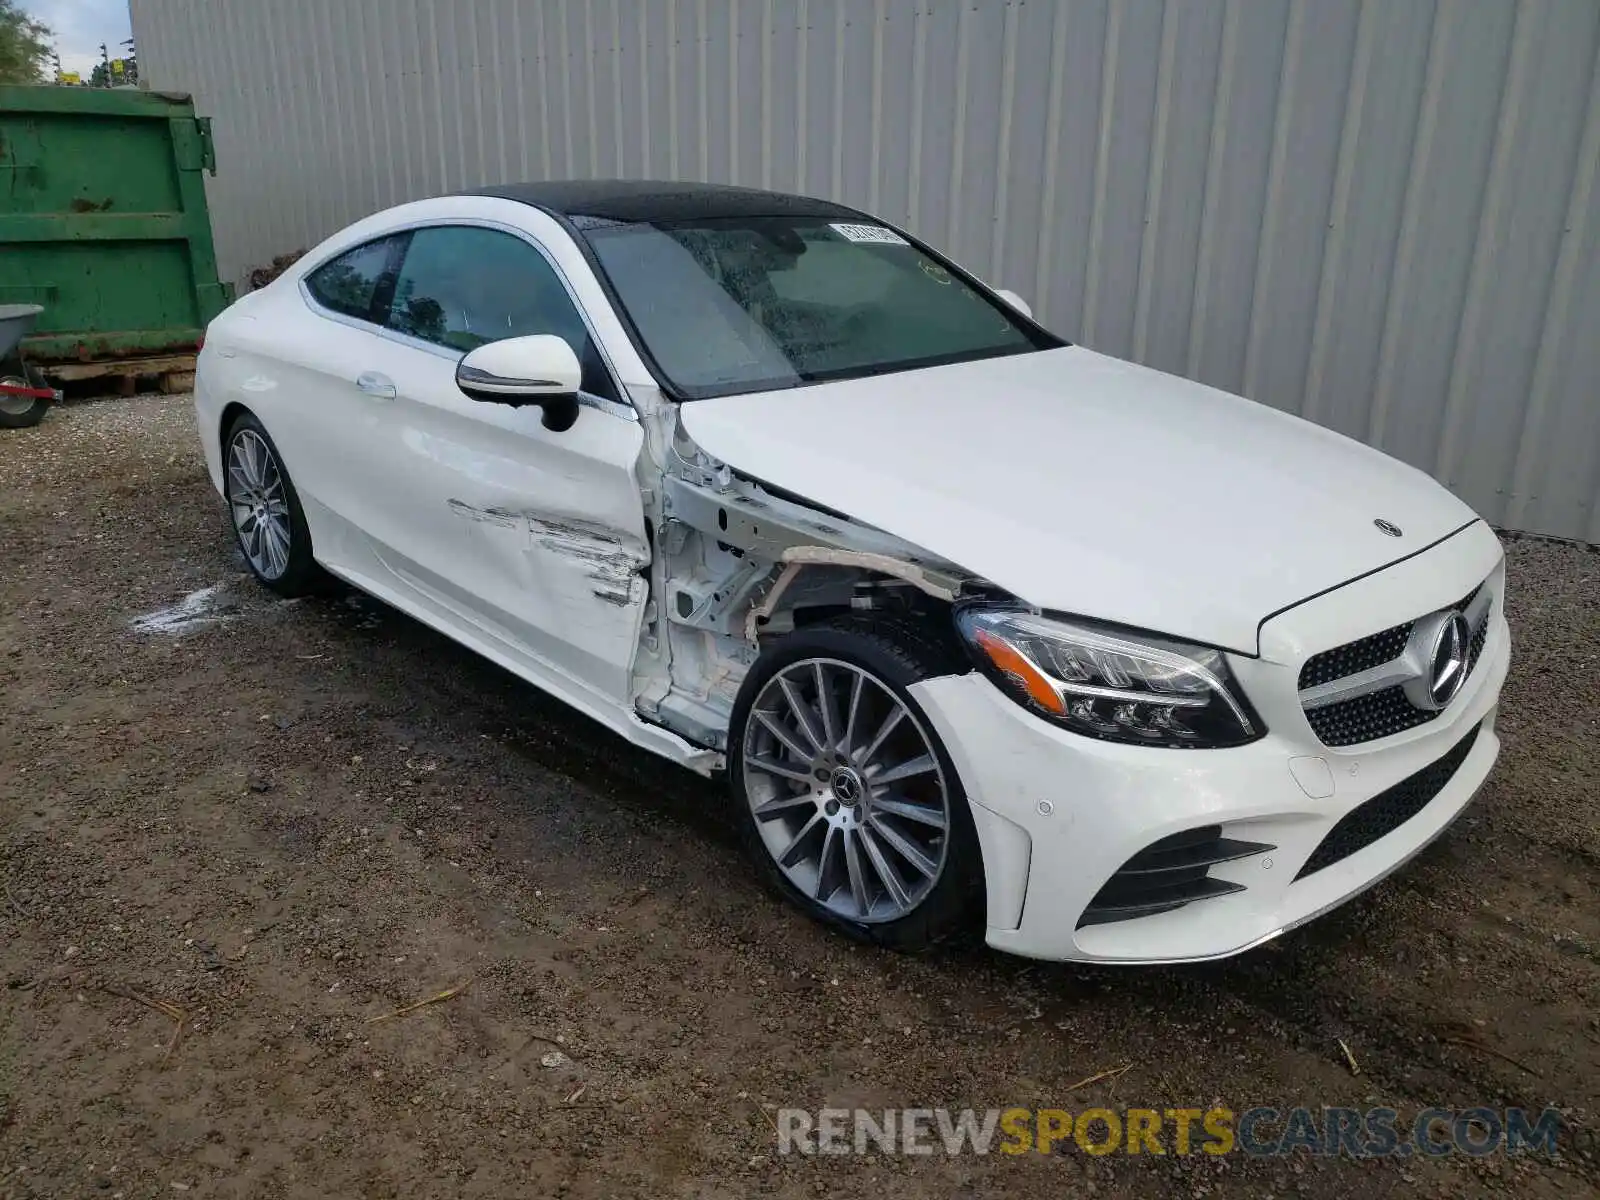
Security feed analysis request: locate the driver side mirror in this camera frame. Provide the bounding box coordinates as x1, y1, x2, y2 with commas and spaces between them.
993, 288, 1032, 319
455, 334, 583, 431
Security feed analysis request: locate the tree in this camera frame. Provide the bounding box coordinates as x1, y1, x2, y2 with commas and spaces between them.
0, 0, 53, 84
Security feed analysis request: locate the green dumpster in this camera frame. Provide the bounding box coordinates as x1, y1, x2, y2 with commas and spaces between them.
0, 86, 232, 368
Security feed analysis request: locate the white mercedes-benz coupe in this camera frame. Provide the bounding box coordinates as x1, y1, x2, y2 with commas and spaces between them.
195, 181, 1509, 964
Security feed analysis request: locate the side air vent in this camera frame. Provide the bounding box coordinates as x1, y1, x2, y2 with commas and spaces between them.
1078, 825, 1273, 928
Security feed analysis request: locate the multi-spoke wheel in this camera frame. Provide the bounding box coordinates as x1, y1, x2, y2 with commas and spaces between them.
729, 616, 983, 950
223, 412, 321, 596
228, 428, 292, 579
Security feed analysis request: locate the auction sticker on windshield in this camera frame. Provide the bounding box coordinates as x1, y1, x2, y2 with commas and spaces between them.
829, 222, 909, 245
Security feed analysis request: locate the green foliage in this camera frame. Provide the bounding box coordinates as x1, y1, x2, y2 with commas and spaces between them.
0, 0, 52, 84
89, 53, 137, 89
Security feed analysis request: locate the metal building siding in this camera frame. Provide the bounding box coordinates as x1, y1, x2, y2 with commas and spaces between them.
129, 0, 1600, 543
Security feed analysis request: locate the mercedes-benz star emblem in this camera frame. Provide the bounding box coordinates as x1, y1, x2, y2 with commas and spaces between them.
830, 767, 862, 805
1426, 612, 1472, 710
1374, 518, 1403, 537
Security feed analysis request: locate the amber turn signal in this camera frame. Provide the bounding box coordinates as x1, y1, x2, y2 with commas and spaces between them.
974, 629, 1066, 716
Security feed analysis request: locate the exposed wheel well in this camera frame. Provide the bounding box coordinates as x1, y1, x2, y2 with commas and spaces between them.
763, 565, 959, 647
218, 400, 251, 450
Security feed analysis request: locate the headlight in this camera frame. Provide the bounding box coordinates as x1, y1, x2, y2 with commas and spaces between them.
955, 605, 1264, 748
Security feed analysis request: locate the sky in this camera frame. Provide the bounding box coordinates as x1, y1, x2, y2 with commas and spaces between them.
18, 0, 133, 79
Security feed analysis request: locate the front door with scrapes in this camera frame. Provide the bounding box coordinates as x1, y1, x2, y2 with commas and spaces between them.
353, 224, 650, 707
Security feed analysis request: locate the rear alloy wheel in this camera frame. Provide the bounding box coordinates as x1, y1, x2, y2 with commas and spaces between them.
224, 413, 321, 596
730, 616, 983, 951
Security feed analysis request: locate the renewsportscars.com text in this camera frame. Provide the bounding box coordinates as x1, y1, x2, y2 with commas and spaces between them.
776, 1106, 1573, 1159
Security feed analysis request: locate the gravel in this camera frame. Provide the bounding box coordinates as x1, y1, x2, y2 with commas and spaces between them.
0, 394, 1595, 1198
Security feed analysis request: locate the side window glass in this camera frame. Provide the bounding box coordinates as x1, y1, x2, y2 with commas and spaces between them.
304, 238, 396, 320
386, 226, 613, 399
386, 227, 560, 349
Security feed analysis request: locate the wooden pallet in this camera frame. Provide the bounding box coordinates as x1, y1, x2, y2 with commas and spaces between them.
40, 353, 197, 394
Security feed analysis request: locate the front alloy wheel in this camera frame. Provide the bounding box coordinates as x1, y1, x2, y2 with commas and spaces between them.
730, 616, 983, 951
743, 658, 951, 922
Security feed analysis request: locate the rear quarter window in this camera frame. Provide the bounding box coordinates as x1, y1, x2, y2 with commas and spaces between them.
304, 238, 398, 321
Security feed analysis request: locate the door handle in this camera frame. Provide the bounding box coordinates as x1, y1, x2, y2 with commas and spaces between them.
356, 371, 397, 400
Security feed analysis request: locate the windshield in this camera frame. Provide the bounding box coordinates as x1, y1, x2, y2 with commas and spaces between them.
581, 216, 1056, 398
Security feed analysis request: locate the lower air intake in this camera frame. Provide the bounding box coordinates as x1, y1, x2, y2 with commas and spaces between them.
1295, 723, 1481, 879
1078, 825, 1274, 928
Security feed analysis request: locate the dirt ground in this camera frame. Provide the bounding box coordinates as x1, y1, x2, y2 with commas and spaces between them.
1, 394, 1597, 1199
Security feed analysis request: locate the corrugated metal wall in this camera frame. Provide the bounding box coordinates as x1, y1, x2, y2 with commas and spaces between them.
130, 0, 1600, 542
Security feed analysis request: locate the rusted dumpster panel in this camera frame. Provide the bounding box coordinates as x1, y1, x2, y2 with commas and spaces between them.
0, 85, 231, 365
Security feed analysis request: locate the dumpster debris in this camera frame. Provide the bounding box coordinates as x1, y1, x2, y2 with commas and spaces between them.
247, 251, 306, 292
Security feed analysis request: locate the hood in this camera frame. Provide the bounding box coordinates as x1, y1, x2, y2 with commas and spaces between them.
677, 347, 1480, 654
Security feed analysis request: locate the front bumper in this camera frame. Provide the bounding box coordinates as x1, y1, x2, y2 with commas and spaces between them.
909, 524, 1509, 964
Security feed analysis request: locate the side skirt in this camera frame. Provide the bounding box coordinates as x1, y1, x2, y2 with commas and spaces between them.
315, 557, 724, 775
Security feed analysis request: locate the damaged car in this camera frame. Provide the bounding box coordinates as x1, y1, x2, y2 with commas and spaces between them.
195, 181, 1509, 964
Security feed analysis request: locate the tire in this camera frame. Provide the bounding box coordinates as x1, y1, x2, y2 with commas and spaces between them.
0, 359, 49, 430
222, 411, 323, 597
728, 613, 984, 953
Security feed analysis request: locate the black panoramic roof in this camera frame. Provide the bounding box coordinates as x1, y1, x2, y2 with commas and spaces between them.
469, 179, 863, 224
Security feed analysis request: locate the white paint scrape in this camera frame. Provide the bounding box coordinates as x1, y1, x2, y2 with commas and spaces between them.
131, 584, 233, 635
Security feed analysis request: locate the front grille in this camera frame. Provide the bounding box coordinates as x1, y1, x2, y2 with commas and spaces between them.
1295, 723, 1480, 879
1469, 618, 1488, 665
1078, 825, 1273, 927
1307, 685, 1441, 745
1299, 622, 1412, 690
1300, 582, 1490, 748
